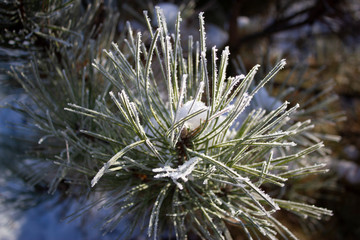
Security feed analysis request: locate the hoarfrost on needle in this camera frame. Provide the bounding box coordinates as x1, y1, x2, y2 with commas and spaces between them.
152, 157, 200, 190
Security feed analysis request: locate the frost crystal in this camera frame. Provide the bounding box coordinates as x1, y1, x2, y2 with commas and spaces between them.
175, 101, 208, 130
152, 157, 200, 190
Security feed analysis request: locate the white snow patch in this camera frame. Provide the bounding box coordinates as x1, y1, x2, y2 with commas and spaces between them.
175, 101, 208, 131
154, 3, 179, 30
252, 87, 282, 111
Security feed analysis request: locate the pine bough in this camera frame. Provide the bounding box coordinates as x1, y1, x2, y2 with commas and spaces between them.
15, 7, 333, 240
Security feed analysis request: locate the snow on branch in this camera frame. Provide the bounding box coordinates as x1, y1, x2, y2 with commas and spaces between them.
152, 157, 200, 190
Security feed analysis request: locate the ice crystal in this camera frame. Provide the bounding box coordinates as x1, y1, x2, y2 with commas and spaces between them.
152, 157, 200, 190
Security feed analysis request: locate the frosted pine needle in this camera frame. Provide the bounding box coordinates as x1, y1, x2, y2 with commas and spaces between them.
153, 157, 200, 190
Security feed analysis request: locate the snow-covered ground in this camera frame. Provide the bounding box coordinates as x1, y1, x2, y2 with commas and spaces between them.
0, 82, 122, 240
0, 195, 129, 240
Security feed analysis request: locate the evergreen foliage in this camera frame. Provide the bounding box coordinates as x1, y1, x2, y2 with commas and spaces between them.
1, 2, 340, 239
